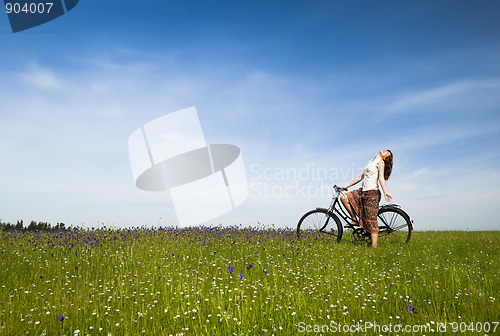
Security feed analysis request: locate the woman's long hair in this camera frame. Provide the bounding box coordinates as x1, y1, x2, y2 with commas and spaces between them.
384, 150, 393, 180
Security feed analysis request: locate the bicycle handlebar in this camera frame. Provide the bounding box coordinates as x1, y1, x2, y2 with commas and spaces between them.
333, 185, 347, 192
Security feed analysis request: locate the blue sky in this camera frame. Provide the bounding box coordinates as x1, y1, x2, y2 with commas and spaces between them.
1, 0, 499, 230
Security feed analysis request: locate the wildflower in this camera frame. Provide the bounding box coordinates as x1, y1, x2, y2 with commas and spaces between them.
239, 274, 243, 280
58, 315, 64, 322
227, 266, 234, 273
158, 276, 161, 280
407, 305, 416, 313
246, 264, 253, 270
263, 269, 268, 275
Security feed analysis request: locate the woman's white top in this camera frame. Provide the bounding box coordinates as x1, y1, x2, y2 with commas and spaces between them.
362, 158, 381, 191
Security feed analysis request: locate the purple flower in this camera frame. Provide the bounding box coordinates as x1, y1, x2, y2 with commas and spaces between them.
227, 266, 234, 273
322, 263, 326, 268
246, 264, 253, 270
40, 275, 44, 280
408, 305, 416, 313
263, 269, 268, 275
75, 266, 78, 270
239, 273, 243, 280
57, 315, 64, 322
158, 276, 161, 280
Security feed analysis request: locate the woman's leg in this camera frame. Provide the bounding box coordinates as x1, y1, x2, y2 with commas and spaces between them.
371, 232, 378, 248
340, 195, 357, 225
360, 190, 380, 248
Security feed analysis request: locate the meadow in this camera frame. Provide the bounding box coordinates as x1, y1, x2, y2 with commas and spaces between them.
0, 226, 498, 335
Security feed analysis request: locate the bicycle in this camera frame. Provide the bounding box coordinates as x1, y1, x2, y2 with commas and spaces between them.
297, 185, 413, 244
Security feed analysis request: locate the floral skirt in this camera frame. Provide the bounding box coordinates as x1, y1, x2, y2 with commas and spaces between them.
346, 188, 381, 233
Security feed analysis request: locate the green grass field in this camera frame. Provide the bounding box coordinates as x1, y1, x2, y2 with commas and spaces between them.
0, 227, 498, 335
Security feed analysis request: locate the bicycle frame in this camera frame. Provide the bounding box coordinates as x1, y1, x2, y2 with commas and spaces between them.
319, 186, 355, 227
325, 185, 413, 235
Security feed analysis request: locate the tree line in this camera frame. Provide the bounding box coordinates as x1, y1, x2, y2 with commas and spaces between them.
0, 219, 69, 232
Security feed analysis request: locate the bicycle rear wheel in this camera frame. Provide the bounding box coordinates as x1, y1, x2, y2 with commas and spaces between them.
297, 209, 342, 242
377, 206, 412, 244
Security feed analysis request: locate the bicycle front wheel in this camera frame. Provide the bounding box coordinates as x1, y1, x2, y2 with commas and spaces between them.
297, 209, 343, 242
377, 206, 412, 244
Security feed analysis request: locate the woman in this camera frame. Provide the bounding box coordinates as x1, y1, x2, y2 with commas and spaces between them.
341, 150, 393, 248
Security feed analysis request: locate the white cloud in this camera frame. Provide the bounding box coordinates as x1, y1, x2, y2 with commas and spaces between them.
17, 63, 64, 90
386, 78, 500, 113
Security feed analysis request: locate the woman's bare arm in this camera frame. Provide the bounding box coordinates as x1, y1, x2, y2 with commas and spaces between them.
378, 161, 392, 202
342, 172, 363, 189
